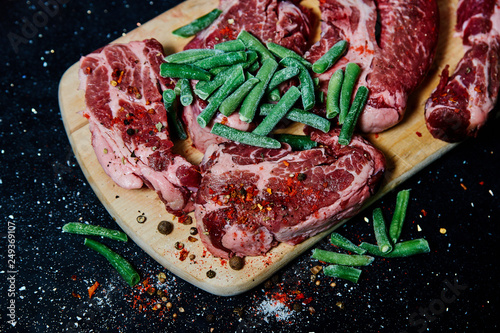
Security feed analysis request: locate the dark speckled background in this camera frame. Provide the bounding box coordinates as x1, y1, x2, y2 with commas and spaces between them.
1, 1, 499, 332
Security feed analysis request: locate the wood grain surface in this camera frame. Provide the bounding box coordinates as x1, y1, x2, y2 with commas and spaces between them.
58, 0, 460, 295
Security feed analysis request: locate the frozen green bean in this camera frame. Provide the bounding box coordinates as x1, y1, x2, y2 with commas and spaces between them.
172, 8, 222, 37
312, 40, 348, 74
62, 222, 128, 242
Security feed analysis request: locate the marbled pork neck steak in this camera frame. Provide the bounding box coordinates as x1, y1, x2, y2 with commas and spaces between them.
195, 128, 385, 259
79, 39, 200, 215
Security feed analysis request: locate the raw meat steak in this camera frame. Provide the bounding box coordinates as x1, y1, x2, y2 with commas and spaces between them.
79, 39, 200, 215
181, 0, 313, 153
194, 129, 385, 258
305, 0, 439, 133
425, 0, 500, 142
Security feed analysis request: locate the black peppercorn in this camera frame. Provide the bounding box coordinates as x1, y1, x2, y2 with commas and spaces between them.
229, 256, 245, 270
126, 128, 135, 136
297, 173, 307, 181
157, 220, 173, 235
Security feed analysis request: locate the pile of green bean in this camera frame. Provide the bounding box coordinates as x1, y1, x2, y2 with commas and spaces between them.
311, 189, 430, 283
163, 18, 371, 149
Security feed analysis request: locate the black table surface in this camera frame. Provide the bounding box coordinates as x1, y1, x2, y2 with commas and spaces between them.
1, 1, 499, 332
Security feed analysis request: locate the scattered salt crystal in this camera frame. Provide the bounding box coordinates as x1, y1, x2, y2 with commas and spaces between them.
257, 297, 294, 323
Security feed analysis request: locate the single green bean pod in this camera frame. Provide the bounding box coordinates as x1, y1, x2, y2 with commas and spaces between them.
160, 63, 212, 81
339, 62, 361, 123
371, 208, 393, 254
389, 189, 411, 244
219, 77, 260, 116
193, 51, 247, 70
312, 40, 348, 74
179, 78, 193, 106
172, 8, 222, 37
214, 39, 246, 52
211, 123, 281, 149
329, 232, 367, 254
62, 222, 128, 242
84, 238, 140, 287
324, 265, 362, 283
326, 68, 344, 119
338, 86, 369, 145
164, 49, 223, 64
267, 67, 300, 92
311, 248, 374, 266
274, 134, 318, 151
239, 57, 278, 123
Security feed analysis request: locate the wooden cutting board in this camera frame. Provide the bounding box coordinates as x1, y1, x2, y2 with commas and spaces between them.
58, 0, 460, 295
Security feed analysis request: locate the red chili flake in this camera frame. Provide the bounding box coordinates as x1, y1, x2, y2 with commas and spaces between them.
71, 291, 81, 299
220, 117, 228, 125
416, 131, 422, 137
179, 249, 189, 261
283, 160, 290, 167
85, 66, 92, 75
374, 133, 379, 139
479, 181, 484, 185
71, 275, 77, 281
421, 209, 427, 217
303, 297, 313, 304
88, 281, 99, 299
460, 183, 467, 190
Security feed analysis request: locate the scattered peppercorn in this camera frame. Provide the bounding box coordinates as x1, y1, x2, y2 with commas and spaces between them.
229, 256, 245, 270
233, 307, 245, 318
310, 265, 322, 275
206, 314, 215, 323
146, 286, 156, 296
178, 215, 193, 225
174, 242, 184, 250
308, 306, 316, 315
297, 173, 307, 181
156, 289, 166, 298
158, 221, 173, 235
179, 307, 185, 313
126, 128, 135, 136
166, 302, 173, 309
189, 227, 198, 235
157, 272, 166, 283
206, 270, 216, 279
189, 254, 196, 260
136, 215, 147, 223
293, 303, 303, 312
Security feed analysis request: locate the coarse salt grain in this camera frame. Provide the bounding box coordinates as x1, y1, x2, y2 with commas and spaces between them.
256, 297, 295, 323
